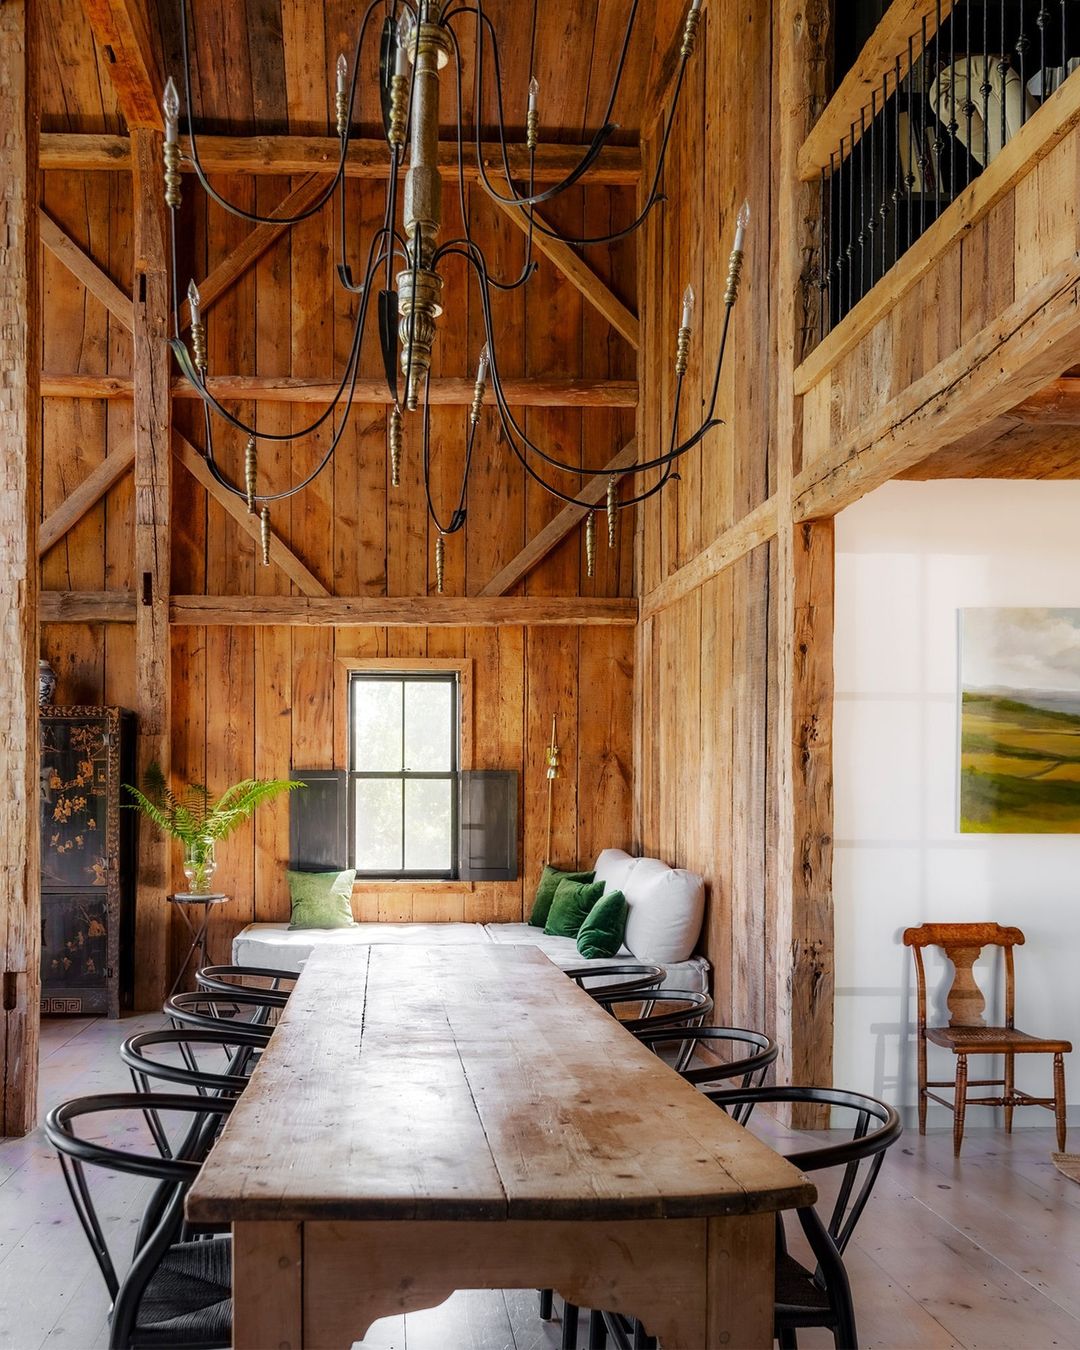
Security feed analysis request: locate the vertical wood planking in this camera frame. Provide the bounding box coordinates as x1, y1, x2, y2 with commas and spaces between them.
131, 130, 172, 1009
0, 0, 40, 1135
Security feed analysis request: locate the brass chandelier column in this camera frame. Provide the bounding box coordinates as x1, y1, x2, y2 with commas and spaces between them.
397, 1, 449, 411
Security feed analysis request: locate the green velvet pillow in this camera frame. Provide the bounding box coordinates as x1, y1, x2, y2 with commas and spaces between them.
576, 889, 627, 960
528, 865, 596, 928
544, 878, 605, 939
287, 869, 357, 930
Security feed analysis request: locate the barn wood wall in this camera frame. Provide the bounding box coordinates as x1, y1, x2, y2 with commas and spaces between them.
633, 0, 780, 1037
37, 161, 637, 971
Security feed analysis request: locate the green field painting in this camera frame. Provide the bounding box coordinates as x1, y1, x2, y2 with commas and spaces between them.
960, 609, 1080, 833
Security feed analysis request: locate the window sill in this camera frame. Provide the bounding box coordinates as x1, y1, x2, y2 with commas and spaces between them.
351, 879, 476, 894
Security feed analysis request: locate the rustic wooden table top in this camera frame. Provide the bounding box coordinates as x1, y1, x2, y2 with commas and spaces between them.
186, 944, 815, 1225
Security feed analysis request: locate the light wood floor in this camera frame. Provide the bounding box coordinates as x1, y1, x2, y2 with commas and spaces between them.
1, 1014, 1078, 1349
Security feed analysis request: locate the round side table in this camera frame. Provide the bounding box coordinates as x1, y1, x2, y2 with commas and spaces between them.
166, 892, 228, 996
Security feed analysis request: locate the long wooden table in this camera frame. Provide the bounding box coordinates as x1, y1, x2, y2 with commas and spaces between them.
186, 945, 816, 1348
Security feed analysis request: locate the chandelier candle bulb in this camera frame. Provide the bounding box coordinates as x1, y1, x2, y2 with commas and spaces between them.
335, 54, 349, 137
435, 534, 445, 593
675, 285, 694, 376
606, 476, 618, 549
188, 282, 207, 372
527, 77, 540, 150
734, 198, 750, 254
469, 345, 489, 426
259, 507, 271, 565
244, 436, 258, 514
162, 78, 182, 209
389, 406, 402, 487
724, 201, 750, 307
585, 509, 596, 578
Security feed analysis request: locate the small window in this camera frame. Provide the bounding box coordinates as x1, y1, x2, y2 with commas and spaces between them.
348, 671, 459, 878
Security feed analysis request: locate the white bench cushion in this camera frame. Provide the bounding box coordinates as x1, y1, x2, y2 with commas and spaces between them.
482, 924, 709, 994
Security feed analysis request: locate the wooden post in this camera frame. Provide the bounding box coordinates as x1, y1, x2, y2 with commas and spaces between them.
131, 129, 172, 1009
773, 0, 835, 1124
0, 0, 41, 1136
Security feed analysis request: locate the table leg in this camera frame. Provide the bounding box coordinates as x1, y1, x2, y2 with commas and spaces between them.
233, 1220, 302, 1350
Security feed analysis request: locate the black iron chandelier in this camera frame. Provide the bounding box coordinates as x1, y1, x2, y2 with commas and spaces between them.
164, 0, 749, 587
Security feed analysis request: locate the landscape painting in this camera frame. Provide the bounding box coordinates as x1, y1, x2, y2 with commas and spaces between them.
960, 608, 1080, 833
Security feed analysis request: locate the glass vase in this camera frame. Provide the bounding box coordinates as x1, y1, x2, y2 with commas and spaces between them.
182, 837, 217, 895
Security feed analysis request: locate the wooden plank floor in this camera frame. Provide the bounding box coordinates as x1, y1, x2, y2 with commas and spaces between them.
0, 1014, 1078, 1349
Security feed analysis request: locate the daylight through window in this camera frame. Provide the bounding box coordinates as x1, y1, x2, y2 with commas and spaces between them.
348, 672, 459, 878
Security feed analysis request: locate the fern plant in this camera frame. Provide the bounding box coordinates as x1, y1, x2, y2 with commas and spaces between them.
125, 764, 302, 893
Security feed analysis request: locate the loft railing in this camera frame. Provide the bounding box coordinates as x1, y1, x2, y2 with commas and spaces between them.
807, 0, 1080, 348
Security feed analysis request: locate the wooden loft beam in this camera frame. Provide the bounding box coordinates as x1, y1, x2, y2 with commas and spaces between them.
130, 128, 171, 1010
39, 210, 132, 328
487, 199, 639, 349
79, 0, 163, 130
170, 595, 638, 627
172, 433, 329, 598
798, 0, 955, 181
38, 445, 136, 557
1010, 376, 1080, 425
793, 254, 1080, 521
39, 134, 641, 185
41, 373, 638, 408
37, 593, 638, 626
477, 441, 639, 596
39, 591, 136, 623
0, 0, 41, 1138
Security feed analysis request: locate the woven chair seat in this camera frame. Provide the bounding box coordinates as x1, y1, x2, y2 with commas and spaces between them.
926, 1025, 1072, 1055
774, 1250, 831, 1319
133, 1237, 232, 1348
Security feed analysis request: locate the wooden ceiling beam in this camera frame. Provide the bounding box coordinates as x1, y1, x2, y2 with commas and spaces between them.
42, 373, 637, 408
476, 440, 639, 596
39, 134, 641, 185
78, 0, 163, 131
39, 209, 132, 330
173, 432, 329, 598
38, 445, 136, 557
489, 198, 639, 349
169, 595, 638, 627
1009, 377, 1080, 425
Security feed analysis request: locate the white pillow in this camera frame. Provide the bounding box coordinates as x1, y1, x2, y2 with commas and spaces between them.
593, 848, 639, 895
622, 857, 705, 964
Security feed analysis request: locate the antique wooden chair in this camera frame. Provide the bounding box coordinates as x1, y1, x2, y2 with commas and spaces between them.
903, 923, 1070, 1155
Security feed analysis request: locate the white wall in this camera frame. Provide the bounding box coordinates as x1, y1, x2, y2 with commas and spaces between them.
834, 479, 1080, 1122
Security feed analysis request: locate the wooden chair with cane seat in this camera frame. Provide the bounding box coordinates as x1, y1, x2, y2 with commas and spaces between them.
903, 923, 1070, 1155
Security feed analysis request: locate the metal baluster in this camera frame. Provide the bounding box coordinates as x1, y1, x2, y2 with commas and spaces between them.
964, 1, 974, 188
1000, 0, 1009, 153
920, 18, 930, 237
1063, 0, 1069, 77
933, 7, 943, 221
818, 164, 827, 341
869, 90, 877, 286
879, 77, 891, 277
893, 57, 902, 264
947, 0, 958, 197
906, 37, 916, 253
981, 0, 991, 169
847, 122, 856, 314
1038, 0, 1049, 93
829, 149, 838, 333
858, 108, 867, 302
1017, 1, 1030, 124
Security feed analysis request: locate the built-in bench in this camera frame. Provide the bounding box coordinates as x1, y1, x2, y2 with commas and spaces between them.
233, 849, 710, 994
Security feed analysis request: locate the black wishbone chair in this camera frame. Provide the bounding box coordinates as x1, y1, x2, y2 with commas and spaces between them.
45, 1093, 235, 1350
562, 963, 667, 1000
122, 1026, 263, 1100
164, 990, 278, 1041
195, 963, 299, 1006
591, 989, 713, 1034
634, 1024, 778, 1110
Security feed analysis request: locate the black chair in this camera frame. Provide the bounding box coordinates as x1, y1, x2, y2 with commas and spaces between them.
592, 989, 714, 1033
122, 1027, 264, 1099
195, 963, 299, 1006
164, 990, 278, 1041
592, 1086, 901, 1350
562, 963, 667, 1000
45, 1092, 235, 1349
635, 1025, 778, 1113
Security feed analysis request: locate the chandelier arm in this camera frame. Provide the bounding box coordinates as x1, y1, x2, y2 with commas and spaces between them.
432, 236, 536, 292
176, 0, 380, 225
172, 234, 390, 447
420, 374, 476, 534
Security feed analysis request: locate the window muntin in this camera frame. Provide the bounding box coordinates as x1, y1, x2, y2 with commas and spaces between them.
348, 672, 458, 878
